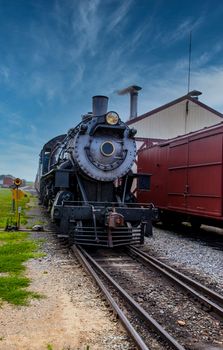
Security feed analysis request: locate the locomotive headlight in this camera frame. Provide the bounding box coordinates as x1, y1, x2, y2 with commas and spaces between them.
106, 111, 119, 125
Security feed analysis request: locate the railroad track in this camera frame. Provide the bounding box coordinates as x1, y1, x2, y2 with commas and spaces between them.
128, 246, 223, 320
72, 245, 223, 350
72, 245, 184, 350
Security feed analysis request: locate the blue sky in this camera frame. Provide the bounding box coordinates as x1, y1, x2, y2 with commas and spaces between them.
1, 0, 223, 180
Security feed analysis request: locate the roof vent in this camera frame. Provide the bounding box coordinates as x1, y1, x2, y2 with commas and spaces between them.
187, 90, 202, 100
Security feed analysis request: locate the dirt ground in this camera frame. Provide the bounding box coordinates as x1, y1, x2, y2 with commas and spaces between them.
0, 196, 134, 350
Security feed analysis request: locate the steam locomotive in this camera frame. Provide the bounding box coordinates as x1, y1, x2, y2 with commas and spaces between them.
36, 95, 153, 247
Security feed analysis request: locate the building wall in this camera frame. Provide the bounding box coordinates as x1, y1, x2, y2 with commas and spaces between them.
3, 176, 14, 187
130, 99, 222, 139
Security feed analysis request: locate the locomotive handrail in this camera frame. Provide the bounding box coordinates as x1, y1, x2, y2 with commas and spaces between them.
41, 168, 55, 178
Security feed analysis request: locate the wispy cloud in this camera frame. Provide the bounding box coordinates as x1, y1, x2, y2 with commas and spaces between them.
192, 66, 223, 108
156, 16, 205, 47
0, 65, 10, 83
106, 0, 133, 32
193, 42, 223, 68
136, 62, 223, 116
70, 0, 102, 56
0, 143, 39, 180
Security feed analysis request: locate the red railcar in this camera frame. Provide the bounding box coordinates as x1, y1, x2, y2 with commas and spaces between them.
137, 122, 223, 228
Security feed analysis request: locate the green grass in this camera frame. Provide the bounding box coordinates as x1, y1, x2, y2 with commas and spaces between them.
0, 241, 38, 273
0, 276, 40, 305
0, 188, 30, 229
0, 232, 42, 305
0, 189, 43, 305
46, 345, 53, 350
0, 230, 42, 305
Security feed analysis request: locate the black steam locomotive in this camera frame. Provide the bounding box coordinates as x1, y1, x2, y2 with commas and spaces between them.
36, 96, 153, 247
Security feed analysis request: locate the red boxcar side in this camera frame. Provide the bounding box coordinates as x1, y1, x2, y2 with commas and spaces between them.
137, 122, 223, 227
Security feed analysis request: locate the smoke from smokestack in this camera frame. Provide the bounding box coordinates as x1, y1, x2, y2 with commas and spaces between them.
117, 85, 142, 120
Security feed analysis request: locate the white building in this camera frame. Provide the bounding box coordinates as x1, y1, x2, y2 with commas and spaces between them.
127, 92, 223, 140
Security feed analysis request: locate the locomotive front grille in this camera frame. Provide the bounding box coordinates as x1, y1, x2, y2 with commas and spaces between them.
70, 225, 142, 247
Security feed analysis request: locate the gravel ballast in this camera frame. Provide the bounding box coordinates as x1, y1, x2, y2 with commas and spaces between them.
143, 226, 223, 292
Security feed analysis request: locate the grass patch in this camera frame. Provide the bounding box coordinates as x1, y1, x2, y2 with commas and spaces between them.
47, 345, 53, 350
0, 231, 42, 305
0, 242, 37, 273
0, 276, 40, 305
0, 189, 43, 305
0, 232, 28, 241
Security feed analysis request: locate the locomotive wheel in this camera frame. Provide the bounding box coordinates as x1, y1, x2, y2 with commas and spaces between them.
68, 221, 84, 246
68, 223, 77, 246
143, 221, 153, 237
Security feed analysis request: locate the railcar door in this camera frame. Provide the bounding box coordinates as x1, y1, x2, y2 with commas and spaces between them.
167, 131, 223, 217
167, 138, 189, 211
186, 132, 223, 217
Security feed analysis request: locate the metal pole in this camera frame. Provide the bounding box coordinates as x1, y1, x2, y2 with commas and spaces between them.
15, 187, 19, 229
187, 31, 192, 93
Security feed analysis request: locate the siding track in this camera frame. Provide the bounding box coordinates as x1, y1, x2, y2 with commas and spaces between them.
128, 246, 223, 320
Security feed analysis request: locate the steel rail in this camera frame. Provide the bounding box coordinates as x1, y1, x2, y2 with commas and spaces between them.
71, 245, 150, 350
129, 246, 223, 305
128, 246, 223, 319
77, 245, 186, 350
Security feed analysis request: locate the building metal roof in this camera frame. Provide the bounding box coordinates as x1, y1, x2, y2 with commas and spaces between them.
127, 94, 223, 125
3, 175, 14, 179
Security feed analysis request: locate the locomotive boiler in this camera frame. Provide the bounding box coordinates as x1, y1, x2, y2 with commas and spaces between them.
36, 95, 153, 247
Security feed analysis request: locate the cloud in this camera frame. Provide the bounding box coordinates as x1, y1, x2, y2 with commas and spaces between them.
0, 65, 10, 83
0, 104, 24, 128
0, 141, 39, 180
106, 0, 133, 32
193, 42, 223, 68
192, 66, 223, 109
134, 61, 223, 117
156, 15, 205, 47
70, 0, 102, 57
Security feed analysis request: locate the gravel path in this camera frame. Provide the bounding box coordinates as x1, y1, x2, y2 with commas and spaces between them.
0, 232, 134, 350
0, 196, 135, 350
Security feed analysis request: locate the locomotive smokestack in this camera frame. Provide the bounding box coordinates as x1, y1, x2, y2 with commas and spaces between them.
117, 85, 142, 120
92, 95, 108, 116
